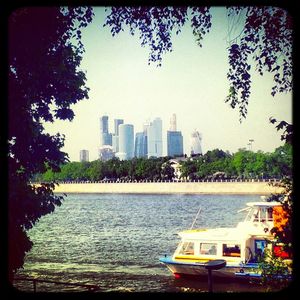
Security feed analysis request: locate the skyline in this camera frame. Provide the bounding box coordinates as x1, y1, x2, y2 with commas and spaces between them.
44, 7, 292, 162
97, 113, 192, 160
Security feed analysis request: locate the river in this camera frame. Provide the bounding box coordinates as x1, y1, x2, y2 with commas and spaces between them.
14, 193, 275, 293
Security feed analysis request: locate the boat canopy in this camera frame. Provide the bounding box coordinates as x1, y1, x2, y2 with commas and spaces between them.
246, 201, 281, 207
178, 227, 249, 242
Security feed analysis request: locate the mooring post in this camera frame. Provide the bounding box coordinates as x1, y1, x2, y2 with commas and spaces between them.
33, 279, 36, 293
205, 259, 226, 293
207, 269, 213, 292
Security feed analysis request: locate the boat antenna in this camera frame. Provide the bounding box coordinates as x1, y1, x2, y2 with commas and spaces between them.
190, 206, 202, 229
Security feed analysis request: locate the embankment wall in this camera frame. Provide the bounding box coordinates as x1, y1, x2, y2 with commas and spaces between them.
52, 181, 283, 195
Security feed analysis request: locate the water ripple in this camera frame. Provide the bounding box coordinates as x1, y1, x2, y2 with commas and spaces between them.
16, 193, 264, 292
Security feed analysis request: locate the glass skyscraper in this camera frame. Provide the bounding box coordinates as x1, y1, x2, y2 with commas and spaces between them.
99, 115, 112, 146
134, 132, 147, 158
147, 117, 162, 158
167, 131, 184, 157
166, 114, 183, 157
112, 118, 124, 153
114, 119, 124, 136
117, 124, 134, 160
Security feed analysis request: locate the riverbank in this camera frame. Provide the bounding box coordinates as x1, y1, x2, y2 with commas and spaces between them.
52, 181, 283, 195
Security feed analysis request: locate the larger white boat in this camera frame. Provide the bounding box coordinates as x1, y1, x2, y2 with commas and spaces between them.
159, 201, 291, 280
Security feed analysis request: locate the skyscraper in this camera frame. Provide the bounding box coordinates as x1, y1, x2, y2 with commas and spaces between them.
79, 149, 89, 162
114, 119, 124, 136
134, 132, 147, 158
167, 131, 183, 157
190, 130, 203, 156
167, 114, 183, 157
99, 115, 112, 146
147, 117, 162, 158
112, 134, 119, 153
117, 124, 134, 160
169, 113, 177, 131
112, 118, 124, 153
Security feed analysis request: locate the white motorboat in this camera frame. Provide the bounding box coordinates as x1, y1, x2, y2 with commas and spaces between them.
159, 201, 292, 280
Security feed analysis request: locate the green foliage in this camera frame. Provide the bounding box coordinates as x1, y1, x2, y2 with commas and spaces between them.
104, 6, 292, 123
267, 177, 293, 256
180, 159, 197, 179
181, 146, 291, 180
161, 161, 175, 180
37, 157, 172, 182
8, 7, 94, 278
256, 176, 293, 289
37, 145, 292, 183
258, 248, 291, 290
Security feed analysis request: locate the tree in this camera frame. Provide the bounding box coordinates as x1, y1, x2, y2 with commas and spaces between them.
161, 161, 175, 180
8, 7, 93, 280
103, 6, 293, 131
86, 160, 103, 181
268, 177, 293, 257
180, 159, 197, 179
258, 176, 293, 289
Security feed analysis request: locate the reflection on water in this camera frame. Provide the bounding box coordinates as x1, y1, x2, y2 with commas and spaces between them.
14, 193, 275, 292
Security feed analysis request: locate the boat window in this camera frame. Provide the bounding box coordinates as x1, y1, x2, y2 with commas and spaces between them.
254, 207, 273, 223
200, 243, 217, 255
178, 242, 194, 255
223, 244, 241, 257
253, 208, 260, 222
267, 207, 273, 221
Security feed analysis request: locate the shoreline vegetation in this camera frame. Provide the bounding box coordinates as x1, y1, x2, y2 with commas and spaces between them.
42, 180, 284, 195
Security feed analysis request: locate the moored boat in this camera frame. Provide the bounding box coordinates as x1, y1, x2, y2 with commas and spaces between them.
159, 201, 292, 280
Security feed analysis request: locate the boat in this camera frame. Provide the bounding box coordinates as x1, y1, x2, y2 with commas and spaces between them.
159, 200, 292, 281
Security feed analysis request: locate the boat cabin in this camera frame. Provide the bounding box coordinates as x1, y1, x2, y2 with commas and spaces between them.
172, 202, 285, 264
242, 202, 281, 222
236, 201, 282, 235
173, 231, 269, 264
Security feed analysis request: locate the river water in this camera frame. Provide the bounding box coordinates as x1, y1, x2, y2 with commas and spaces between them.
14, 193, 273, 293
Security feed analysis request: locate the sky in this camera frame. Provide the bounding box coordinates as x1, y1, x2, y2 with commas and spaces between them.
44, 7, 292, 162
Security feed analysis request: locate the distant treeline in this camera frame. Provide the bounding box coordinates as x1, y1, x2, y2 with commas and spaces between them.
34, 144, 292, 182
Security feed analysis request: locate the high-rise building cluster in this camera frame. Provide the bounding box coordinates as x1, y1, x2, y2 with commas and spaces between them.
98, 115, 164, 161
81, 114, 203, 161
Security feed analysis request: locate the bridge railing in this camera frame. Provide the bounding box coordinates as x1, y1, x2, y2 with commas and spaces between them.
32, 178, 281, 185
13, 277, 101, 293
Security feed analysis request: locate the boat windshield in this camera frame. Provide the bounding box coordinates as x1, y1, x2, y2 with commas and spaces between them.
245, 206, 274, 223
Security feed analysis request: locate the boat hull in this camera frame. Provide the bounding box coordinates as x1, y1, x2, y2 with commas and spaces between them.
159, 256, 260, 280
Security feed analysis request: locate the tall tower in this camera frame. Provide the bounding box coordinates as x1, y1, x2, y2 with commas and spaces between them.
147, 117, 162, 158
100, 115, 108, 134
167, 114, 183, 157
167, 131, 183, 157
134, 132, 147, 158
170, 113, 177, 131
114, 119, 124, 136
190, 130, 203, 156
117, 124, 134, 160
99, 115, 112, 146
112, 118, 124, 153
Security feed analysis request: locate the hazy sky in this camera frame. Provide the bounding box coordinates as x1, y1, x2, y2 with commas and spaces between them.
44, 7, 292, 162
